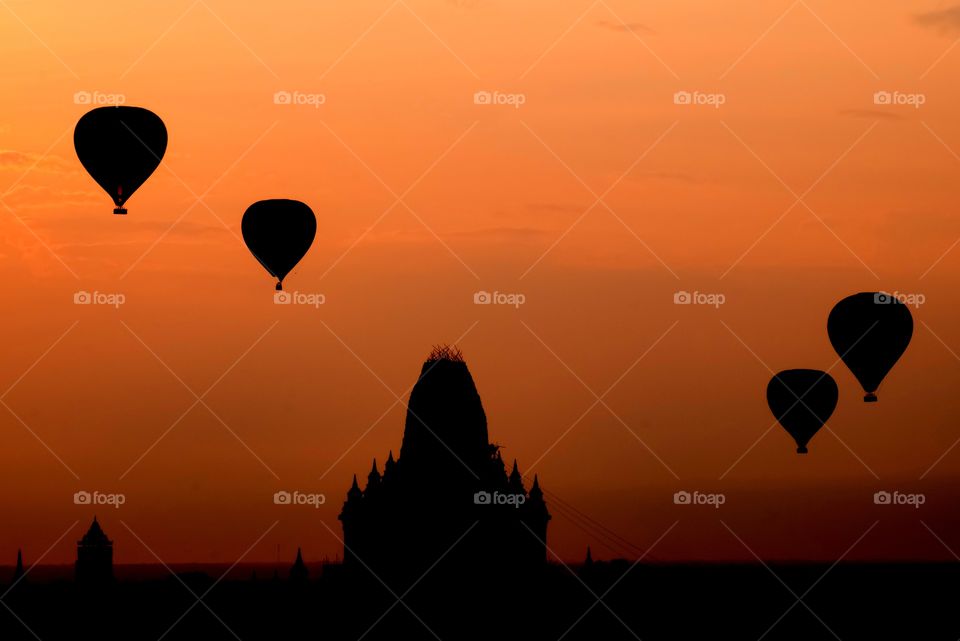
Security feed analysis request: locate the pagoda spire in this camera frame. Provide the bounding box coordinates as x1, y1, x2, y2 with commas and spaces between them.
290, 547, 308, 583
529, 474, 544, 500
508, 459, 525, 494
367, 458, 381, 485
383, 450, 397, 481
12, 548, 24, 583
345, 474, 363, 505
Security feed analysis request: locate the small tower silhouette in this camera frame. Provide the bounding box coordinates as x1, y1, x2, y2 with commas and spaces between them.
383, 451, 397, 483
289, 547, 308, 583
11, 549, 24, 585
340, 476, 364, 566
366, 459, 381, 494
76, 517, 113, 585
508, 459, 526, 495
523, 474, 551, 563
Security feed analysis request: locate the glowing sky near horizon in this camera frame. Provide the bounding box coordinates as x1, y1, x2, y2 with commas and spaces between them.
2, 0, 960, 566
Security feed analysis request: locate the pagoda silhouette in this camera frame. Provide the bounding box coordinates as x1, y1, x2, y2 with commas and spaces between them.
339, 346, 550, 584
75, 517, 113, 585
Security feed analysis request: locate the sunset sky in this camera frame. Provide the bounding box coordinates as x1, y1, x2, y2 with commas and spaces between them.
3, 0, 960, 567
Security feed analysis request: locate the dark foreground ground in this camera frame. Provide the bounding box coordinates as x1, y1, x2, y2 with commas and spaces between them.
1, 562, 956, 640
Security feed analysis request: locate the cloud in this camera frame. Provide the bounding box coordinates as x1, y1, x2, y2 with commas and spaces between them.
526, 203, 589, 215
637, 171, 699, 184
595, 20, 655, 35
0, 150, 75, 174
2, 184, 100, 208
838, 109, 904, 121
915, 6, 960, 33
448, 226, 550, 241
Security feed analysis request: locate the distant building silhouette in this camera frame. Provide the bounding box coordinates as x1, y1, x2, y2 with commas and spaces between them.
289, 548, 308, 583
340, 346, 550, 581
76, 517, 113, 585
11, 548, 24, 585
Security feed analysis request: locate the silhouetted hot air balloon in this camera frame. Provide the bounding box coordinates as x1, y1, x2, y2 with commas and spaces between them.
74, 106, 167, 215
767, 369, 838, 454
241, 199, 316, 290
827, 292, 913, 402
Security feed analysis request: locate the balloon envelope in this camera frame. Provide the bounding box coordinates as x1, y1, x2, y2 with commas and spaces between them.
827, 292, 913, 402
74, 106, 167, 214
767, 369, 838, 454
241, 199, 317, 290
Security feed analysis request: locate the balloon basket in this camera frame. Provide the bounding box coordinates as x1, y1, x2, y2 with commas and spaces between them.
864, 393, 878, 403
113, 207, 127, 215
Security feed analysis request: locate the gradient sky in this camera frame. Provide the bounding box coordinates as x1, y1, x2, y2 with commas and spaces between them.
2, 0, 960, 567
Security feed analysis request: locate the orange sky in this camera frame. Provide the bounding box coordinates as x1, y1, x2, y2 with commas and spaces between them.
3, 0, 960, 567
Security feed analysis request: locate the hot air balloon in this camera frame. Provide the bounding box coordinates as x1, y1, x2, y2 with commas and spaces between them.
767, 369, 838, 454
74, 106, 167, 215
241, 199, 316, 290
827, 292, 913, 402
